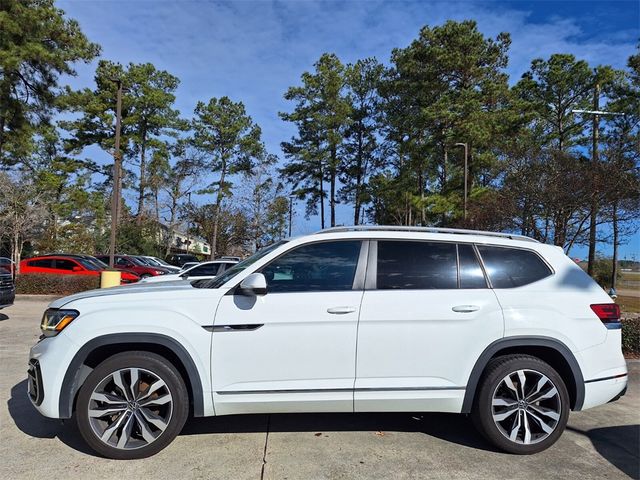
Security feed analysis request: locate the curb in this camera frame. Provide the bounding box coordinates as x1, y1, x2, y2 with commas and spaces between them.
15, 294, 61, 302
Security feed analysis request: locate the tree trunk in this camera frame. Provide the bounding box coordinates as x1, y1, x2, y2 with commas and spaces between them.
611, 201, 619, 290
318, 162, 325, 229
12, 231, 20, 275
210, 167, 226, 260
137, 133, 147, 223
354, 130, 364, 226
330, 145, 337, 227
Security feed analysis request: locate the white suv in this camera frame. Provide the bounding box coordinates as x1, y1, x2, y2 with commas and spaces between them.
27, 226, 627, 459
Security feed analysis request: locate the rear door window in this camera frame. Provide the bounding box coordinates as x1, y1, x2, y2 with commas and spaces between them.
189, 263, 221, 276
476, 246, 552, 288
54, 259, 80, 271
28, 259, 55, 269
377, 241, 457, 290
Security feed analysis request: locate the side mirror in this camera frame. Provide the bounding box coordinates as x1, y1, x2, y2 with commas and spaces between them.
238, 273, 267, 296
608, 287, 617, 299
180, 272, 189, 279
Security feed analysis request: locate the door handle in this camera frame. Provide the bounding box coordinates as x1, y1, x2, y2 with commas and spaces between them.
452, 305, 480, 313
327, 306, 357, 315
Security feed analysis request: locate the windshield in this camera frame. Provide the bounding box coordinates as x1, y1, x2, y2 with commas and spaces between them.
77, 258, 104, 271
145, 257, 163, 266
136, 256, 155, 266
196, 241, 287, 289
154, 257, 173, 267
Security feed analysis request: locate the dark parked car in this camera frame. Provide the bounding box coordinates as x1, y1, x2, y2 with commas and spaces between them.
95, 254, 174, 279
0, 270, 15, 309
166, 253, 199, 267
0, 256, 15, 274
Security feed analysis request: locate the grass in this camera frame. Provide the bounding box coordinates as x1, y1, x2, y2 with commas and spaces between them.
617, 295, 640, 314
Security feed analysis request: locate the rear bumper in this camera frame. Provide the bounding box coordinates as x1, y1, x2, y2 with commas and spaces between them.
581, 372, 628, 410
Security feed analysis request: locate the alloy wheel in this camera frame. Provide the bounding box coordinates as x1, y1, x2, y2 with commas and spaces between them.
87, 367, 173, 450
491, 369, 562, 445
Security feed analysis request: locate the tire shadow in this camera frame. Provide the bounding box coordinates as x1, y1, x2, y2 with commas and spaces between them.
0, 313, 9, 321
567, 424, 640, 479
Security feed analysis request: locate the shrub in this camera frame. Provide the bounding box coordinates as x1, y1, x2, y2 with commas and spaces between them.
16, 274, 100, 295
622, 316, 640, 356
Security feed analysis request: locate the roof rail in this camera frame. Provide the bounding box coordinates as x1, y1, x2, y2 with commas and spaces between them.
315, 225, 539, 243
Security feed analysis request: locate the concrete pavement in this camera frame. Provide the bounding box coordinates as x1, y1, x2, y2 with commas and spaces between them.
1, 298, 638, 480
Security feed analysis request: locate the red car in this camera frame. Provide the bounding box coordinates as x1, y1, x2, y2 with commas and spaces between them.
20, 255, 140, 284
95, 254, 173, 279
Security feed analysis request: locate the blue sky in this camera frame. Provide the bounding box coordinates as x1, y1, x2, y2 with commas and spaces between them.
57, 0, 639, 259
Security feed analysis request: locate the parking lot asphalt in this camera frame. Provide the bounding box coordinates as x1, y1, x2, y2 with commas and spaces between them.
1, 297, 638, 480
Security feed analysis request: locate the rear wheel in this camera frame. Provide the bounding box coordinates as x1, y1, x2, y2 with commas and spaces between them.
471, 355, 569, 454
76, 351, 189, 459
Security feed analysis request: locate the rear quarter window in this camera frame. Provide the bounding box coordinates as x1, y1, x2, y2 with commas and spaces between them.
477, 246, 552, 288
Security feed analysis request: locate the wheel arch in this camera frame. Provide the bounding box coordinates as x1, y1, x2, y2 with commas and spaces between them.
58, 333, 204, 419
462, 336, 585, 413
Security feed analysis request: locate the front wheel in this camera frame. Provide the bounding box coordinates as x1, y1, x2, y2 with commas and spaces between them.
76, 351, 189, 459
471, 355, 570, 454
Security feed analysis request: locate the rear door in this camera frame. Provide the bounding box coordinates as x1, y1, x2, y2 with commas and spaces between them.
355, 241, 503, 413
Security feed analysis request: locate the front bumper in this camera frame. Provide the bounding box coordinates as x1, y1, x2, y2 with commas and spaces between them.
28, 334, 78, 418
0, 287, 15, 308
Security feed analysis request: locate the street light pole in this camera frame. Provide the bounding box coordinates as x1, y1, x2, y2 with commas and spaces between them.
108, 79, 123, 268
454, 142, 468, 221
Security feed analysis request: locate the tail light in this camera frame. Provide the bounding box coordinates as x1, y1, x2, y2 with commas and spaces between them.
590, 303, 621, 329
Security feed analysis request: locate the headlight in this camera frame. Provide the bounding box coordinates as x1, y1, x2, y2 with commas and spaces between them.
154, 270, 166, 275
40, 309, 79, 337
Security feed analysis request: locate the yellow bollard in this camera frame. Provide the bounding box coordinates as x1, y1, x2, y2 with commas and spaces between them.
100, 270, 122, 288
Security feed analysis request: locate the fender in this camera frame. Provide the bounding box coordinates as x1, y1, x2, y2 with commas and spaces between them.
461, 336, 585, 413
58, 333, 204, 418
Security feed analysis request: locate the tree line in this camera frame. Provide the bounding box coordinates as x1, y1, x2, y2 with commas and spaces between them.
1, 1, 638, 280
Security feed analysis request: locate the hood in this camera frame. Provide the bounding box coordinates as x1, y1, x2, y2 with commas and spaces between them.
49, 282, 196, 309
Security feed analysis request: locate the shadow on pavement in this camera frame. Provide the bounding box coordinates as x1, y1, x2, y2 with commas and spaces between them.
11, 375, 637, 474
7, 380, 96, 456
567, 424, 639, 479
182, 411, 498, 452
0, 313, 8, 321
9, 377, 495, 456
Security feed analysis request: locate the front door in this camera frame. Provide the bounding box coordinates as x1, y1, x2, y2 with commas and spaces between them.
355, 240, 503, 413
211, 240, 367, 415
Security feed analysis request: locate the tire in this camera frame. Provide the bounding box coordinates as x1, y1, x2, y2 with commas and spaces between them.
471, 354, 570, 454
76, 351, 189, 459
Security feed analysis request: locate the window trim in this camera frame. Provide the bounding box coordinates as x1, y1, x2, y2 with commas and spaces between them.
474, 244, 555, 289
231, 239, 369, 295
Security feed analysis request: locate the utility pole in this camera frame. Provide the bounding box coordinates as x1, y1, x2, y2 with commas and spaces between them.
108, 79, 123, 268
573, 94, 625, 276
455, 142, 468, 221
587, 81, 600, 277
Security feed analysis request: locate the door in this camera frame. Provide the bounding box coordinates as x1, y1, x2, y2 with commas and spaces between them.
211, 240, 367, 415
355, 241, 503, 413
